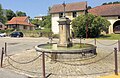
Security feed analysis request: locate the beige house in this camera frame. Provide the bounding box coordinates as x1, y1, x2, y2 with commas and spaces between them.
34, 16, 43, 20
6, 16, 35, 30
89, 4, 120, 34
50, 2, 87, 34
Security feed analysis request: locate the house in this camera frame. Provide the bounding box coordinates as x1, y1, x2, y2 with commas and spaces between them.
50, 1, 87, 34
88, 4, 120, 34
6, 16, 35, 30
0, 22, 6, 30
34, 16, 43, 20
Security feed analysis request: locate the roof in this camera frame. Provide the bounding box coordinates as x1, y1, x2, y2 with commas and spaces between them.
49, 1, 87, 13
88, 4, 120, 16
6, 17, 34, 26
0, 22, 4, 26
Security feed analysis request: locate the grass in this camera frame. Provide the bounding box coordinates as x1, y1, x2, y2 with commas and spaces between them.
97, 34, 120, 40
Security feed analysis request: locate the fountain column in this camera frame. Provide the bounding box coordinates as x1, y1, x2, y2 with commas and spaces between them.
57, 17, 72, 47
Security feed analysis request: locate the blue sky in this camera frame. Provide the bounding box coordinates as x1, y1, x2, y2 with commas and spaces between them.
0, 0, 118, 18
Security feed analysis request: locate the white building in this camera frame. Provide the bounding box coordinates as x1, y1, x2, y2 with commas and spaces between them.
49, 2, 87, 34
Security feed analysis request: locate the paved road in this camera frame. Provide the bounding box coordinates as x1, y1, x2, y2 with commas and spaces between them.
0, 68, 27, 78
0, 37, 118, 55
0, 37, 50, 55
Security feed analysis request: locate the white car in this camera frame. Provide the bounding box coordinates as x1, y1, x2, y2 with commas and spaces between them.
0, 33, 6, 37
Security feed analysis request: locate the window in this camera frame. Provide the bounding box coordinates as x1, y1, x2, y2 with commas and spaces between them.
24, 26, 27, 29
59, 13, 63, 18
73, 12, 77, 17
0, 25, 2, 28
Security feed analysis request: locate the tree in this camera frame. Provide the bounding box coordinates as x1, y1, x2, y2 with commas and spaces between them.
31, 15, 51, 29
42, 15, 51, 28
113, 1, 120, 4
102, 3, 107, 5
108, 2, 113, 4
6, 9, 16, 21
72, 13, 111, 38
31, 19, 42, 28
87, 6, 92, 10
102, 1, 120, 5
16, 11, 26, 17
0, 4, 6, 24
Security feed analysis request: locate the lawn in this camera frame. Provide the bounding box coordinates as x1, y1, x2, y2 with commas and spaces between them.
97, 34, 120, 40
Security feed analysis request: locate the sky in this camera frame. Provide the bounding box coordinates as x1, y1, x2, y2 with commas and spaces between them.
0, 0, 118, 18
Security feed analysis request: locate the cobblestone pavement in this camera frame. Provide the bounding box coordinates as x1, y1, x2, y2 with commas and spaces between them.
2, 39, 120, 78
0, 68, 27, 78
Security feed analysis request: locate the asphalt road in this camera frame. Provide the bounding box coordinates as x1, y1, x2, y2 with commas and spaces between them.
0, 37, 50, 55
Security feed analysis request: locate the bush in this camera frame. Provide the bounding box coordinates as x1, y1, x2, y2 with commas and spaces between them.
52, 34, 59, 38
72, 13, 110, 38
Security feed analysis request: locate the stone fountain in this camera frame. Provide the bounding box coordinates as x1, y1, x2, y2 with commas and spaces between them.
35, 2, 96, 61
35, 3, 96, 77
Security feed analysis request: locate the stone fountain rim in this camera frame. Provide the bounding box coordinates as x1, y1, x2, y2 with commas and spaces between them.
35, 43, 96, 54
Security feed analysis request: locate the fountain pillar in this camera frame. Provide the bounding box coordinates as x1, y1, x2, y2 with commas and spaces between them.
57, 17, 72, 47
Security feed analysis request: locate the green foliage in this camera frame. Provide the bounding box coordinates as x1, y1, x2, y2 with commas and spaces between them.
87, 6, 92, 9
31, 15, 51, 29
6, 9, 16, 20
72, 13, 110, 38
98, 34, 120, 40
102, 1, 120, 5
52, 34, 59, 38
42, 15, 51, 28
31, 19, 42, 28
0, 4, 7, 24
16, 11, 26, 16
39, 28, 52, 37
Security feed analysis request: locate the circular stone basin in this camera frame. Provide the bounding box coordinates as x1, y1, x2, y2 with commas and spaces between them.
35, 43, 96, 61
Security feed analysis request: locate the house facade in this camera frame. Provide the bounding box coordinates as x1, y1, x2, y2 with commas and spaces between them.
34, 16, 43, 20
88, 4, 120, 34
0, 22, 6, 30
6, 16, 35, 30
50, 2, 87, 34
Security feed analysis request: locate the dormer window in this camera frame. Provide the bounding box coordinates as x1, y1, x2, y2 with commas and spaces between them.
59, 13, 63, 18
73, 12, 77, 17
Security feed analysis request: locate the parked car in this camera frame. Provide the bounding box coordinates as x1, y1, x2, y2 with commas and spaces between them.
0, 33, 6, 37
10, 31, 23, 37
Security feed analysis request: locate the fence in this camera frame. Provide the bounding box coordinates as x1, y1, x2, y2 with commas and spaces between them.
0, 41, 119, 78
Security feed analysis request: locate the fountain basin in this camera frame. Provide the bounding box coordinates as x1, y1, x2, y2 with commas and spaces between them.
35, 43, 96, 61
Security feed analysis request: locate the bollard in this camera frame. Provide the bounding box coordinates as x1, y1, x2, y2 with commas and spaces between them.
4, 42, 7, 56
118, 40, 120, 52
114, 48, 118, 75
94, 39, 96, 45
1, 47, 4, 68
42, 52, 45, 78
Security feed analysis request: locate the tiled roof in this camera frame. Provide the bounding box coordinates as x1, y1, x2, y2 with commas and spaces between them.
88, 4, 120, 16
6, 17, 34, 26
49, 2, 87, 13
